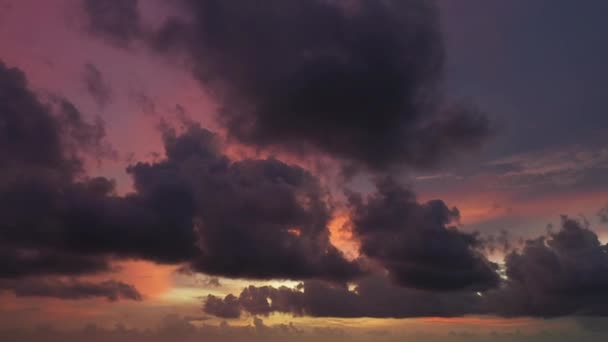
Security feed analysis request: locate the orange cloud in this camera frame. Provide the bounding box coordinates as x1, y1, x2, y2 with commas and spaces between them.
84, 260, 177, 299
328, 211, 360, 260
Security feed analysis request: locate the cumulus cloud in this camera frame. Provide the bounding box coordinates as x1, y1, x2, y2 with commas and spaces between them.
4, 51, 495, 305
205, 217, 608, 319
7, 57, 608, 320
0, 60, 177, 300
0, 60, 106, 178
0, 60, 357, 284
484, 217, 608, 317
82, 0, 491, 170
348, 178, 499, 291
204, 294, 242, 319
204, 274, 482, 319
131, 123, 361, 281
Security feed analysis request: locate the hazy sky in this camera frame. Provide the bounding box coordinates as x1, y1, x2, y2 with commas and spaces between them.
2, 1, 608, 341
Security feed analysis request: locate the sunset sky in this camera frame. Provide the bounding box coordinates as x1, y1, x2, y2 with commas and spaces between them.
2, 1, 608, 341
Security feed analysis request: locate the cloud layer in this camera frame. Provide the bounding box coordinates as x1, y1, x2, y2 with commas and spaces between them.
205, 218, 608, 318
3, 0, 608, 324
0, 60, 357, 300
0, 278, 142, 301
5, 57, 608, 318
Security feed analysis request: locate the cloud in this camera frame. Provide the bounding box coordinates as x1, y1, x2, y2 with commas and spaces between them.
347, 178, 499, 291
82, 0, 491, 171
484, 217, 608, 317
206, 216, 608, 319
82, 63, 112, 108
0, 60, 358, 283
0, 59, 191, 279
3, 52, 494, 306
204, 294, 242, 319
132, 123, 361, 281
0, 278, 142, 301
204, 273, 483, 319
0, 247, 112, 278
8, 56, 608, 321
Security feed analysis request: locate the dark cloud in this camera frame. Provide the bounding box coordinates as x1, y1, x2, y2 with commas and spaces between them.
0, 60, 111, 194
0, 278, 142, 301
0, 60, 100, 177
347, 179, 499, 291
205, 218, 608, 319
204, 294, 242, 319
0, 60, 357, 283
204, 273, 482, 319
9, 56, 608, 321
82, 0, 491, 171
133, 123, 361, 281
484, 217, 608, 317
83, 63, 112, 108
0, 59, 195, 278
82, 0, 141, 48
0, 247, 112, 278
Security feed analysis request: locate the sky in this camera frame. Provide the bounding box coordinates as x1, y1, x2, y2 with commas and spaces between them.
1, 1, 608, 341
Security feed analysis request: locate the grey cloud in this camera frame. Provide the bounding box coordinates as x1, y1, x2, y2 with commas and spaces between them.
206, 217, 608, 319
348, 178, 499, 291
1, 60, 358, 283
132, 123, 361, 281
82, 0, 492, 171
0, 278, 142, 301
204, 274, 483, 319
204, 294, 241, 319
484, 217, 608, 317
